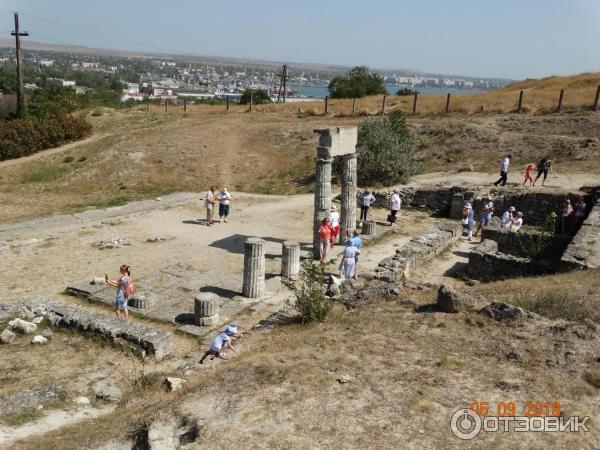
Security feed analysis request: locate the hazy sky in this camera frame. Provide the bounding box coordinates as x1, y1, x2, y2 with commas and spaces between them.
2, 0, 599, 79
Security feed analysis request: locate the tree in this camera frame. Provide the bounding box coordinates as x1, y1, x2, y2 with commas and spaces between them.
396, 87, 418, 96
28, 86, 79, 120
356, 110, 422, 185
239, 88, 271, 105
328, 65, 386, 99
282, 260, 334, 323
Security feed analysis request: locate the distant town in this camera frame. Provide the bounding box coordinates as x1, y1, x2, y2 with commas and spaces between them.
0, 44, 511, 104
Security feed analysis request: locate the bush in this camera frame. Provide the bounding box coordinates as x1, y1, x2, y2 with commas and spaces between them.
0, 115, 92, 161
282, 260, 334, 323
355, 110, 422, 185
63, 155, 74, 163
240, 88, 271, 105
396, 88, 419, 96
22, 164, 69, 183
329, 66, 386, 99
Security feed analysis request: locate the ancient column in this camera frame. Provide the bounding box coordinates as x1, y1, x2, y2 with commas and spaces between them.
281, 241, 300, 278
340, 153, 357, 244
362, 220, 376, 236
313, 135, 333, 259
194, 292, 220, 326
242, 237, 266, 298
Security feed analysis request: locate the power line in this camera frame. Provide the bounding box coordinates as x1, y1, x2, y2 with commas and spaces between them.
19, 11, 173, 54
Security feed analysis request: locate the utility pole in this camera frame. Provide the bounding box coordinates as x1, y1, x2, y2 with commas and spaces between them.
276, 64, 289, 103
11, 13, 29, 118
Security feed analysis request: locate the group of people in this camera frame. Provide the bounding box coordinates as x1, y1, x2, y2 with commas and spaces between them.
493, 154, 553, 187
204, 186, 233, 226
462, 196, 524, 241
318, 212, 363, 278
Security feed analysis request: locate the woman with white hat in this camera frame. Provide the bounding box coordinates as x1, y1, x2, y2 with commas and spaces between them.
462, 203, 475, 241
199, 324, 242, 363
501, 206, 516, 228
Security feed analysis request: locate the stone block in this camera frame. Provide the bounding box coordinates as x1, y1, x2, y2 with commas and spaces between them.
314, 126, 357, 157
437, 285, 475, 313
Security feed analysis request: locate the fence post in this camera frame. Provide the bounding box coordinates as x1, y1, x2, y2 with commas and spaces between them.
249, 91, 253, 111
352, 97, 356, 115
226, 95, 229, 111
146, 98, 149, 112
517, 90, 524, 113
594, 85, 600, 111
445, 93, 451, 113
164, 101, 168, 113
183, 98, 187, 114
381, 95, 386, 114
556, 89, 564, 112
412, 92, 418, 114
324, 95, 328, 114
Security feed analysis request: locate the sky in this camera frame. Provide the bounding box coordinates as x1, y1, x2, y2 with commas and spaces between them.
1, 0, 599, 80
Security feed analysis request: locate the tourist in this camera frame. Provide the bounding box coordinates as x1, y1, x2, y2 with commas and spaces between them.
523, 163, 535, 186
204, 185, 218, 226
105, 264, 131, 321
474, 195, 494, 237
510, 212, 524, 232
493, 154, 512, 187
462, 203, 475, 241
358, 190, 376, 225
532, 155, 552, 186
501, 206, 516, 228
388, 189, 402, 226
199, 324, 241, 364
560, 199, 573, 234
318, 217, 333, 263
329, 205, 340, 245
339, 237, 360, 279
218, 188, 232, 223
351, 230, 362, 277
572, 195, 588, 229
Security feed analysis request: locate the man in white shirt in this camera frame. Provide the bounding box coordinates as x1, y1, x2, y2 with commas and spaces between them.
510, 211, 524, 232
388, 189, 402, 226
358, 190, 376, 225
493, 154, 513, 187
218, 188, 232, 223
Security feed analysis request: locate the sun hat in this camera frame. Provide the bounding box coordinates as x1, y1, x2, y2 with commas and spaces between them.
225, 324, 238, 335
331, 205, 337, 211
509, 206, 516, 212
464, 203, 472, 209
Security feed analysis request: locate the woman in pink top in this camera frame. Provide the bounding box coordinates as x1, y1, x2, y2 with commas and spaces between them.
318, 218, 333, 263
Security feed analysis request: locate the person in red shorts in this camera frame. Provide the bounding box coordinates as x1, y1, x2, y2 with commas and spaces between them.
329, 205, 340, 245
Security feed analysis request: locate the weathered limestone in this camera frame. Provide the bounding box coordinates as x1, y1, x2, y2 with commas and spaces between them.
437, 285, 475, 313
340, 154, 358, 244
369, 222, 462, 282
242, 237, 266, 298
313, 127, 358, 258
194, 292, 220, 326
362, 220, 377, 236
281, 241, 300, 278
561, 198, 600, 270
0, 385, 66, 417
1, 298, 172, 359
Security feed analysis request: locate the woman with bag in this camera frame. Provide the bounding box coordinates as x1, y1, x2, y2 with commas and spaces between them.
106, 264, 133, 321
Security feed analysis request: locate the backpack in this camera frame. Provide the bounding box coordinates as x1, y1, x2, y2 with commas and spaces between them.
124, 282, 135, 298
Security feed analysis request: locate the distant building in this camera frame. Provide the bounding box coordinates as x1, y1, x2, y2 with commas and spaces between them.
40, 59, 55, 67
47, 78, 76, 87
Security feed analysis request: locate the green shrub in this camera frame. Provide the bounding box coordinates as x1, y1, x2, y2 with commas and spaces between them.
396, 88, 419, 96
240, 88, 271, 105
63, 155, 74, 163
0, 115, 92, 161
329, 66, 386, 99
91, 109, 103, 117
354, 110, 422, 185
282, 260, 334, 323
78, 155, 88, 162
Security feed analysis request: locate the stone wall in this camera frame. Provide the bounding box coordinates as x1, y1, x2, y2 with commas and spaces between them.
367, 186, 595, 227
481, 225, 571, 259
368, 222, 462, 282
0, 298, 172, 359
467, 239, 549, 281
560, 196, 600, 270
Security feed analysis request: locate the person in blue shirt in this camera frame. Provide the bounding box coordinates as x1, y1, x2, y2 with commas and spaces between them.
349, 230, 363, 278
199, 324, 242, 364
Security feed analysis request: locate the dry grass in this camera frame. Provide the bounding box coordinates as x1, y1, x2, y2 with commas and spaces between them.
467, 269, 600, 323
12, 291, 600, 449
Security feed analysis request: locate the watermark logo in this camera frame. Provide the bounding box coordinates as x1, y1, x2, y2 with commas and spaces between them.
450, 409, 590, 440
